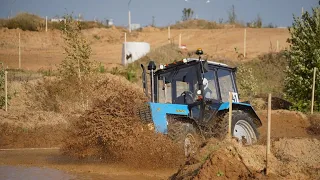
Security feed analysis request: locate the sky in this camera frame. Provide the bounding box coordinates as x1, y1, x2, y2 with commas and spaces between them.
0, 0, 319, 27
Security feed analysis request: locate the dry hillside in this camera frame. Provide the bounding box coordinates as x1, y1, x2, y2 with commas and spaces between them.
0, 27, 289, 70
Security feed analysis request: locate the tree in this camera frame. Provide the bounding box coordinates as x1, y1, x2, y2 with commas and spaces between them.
182, 8, 194, 21
58, 15, 94, 80
285, 5, 320, 111
228, 5, 237, 24
255, 14, 262, 28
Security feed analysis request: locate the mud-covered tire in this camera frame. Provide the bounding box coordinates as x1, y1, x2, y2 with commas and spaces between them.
168, 117, 201, 157
212, 110, 259, 145
136, 104, 153, 124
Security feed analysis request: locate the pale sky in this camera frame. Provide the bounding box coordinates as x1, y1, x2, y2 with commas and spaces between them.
0, 0, 318, 27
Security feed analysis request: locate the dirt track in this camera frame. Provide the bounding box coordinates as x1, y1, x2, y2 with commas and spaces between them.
0, 27, 289, 70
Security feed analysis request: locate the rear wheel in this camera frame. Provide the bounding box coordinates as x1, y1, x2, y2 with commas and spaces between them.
168, 117, 200, 157
211, 110, 258, 145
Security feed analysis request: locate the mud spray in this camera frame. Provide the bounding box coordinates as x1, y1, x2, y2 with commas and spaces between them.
61, 74, 184, 169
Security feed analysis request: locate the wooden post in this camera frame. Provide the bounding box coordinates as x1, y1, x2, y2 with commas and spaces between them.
276, 40, 279, 52
179, 33, 182, 48
168, 26, 171, 43
244, 29, 247, 58
228, 92, 233, 139
124, 33, 127, 66
18, 33, 21, 69
311, 67, 317, 114
45, 16, 48, 32
64, 19, 66, 30
128, 11, 131, 33
5, 71, 8, 112
266, 93, 272, 175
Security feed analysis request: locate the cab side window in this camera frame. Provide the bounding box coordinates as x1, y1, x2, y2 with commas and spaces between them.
217, 69, 235, 102
203, 70, 218, 100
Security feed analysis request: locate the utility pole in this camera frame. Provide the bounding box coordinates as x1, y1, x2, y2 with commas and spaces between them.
128, 0, 132, 33
152, 16, 155, 27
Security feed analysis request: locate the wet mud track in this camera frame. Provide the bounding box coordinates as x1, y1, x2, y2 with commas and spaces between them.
0, 149, 176, 180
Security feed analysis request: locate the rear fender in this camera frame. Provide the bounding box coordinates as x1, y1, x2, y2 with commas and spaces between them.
218, 102, 262, 127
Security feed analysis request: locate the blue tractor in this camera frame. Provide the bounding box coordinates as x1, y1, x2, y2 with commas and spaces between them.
138, 49, 262, 156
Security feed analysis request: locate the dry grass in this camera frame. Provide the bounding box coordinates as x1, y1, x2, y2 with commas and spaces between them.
170, 19, 222, 29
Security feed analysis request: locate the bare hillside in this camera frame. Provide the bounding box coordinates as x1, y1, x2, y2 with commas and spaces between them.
0, 27, 289, 70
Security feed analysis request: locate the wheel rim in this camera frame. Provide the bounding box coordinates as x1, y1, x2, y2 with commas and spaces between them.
184, 133, 196, 156
233, 120, 257, 145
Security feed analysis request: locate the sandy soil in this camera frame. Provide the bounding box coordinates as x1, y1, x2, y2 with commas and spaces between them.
0, 27, 289, 70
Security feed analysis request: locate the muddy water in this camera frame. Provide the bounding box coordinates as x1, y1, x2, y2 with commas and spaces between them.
0, 149, 175, 180
0, 166, 75, 180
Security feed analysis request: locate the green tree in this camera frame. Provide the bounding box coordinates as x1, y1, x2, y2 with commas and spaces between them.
285, 6, 320, 111
182, 8, 194, 21
58, 15, 94, 80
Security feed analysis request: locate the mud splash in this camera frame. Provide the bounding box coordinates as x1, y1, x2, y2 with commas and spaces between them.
61, 75, 184, 169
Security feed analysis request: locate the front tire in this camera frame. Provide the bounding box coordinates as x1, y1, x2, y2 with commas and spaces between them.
167, 117, 200, 157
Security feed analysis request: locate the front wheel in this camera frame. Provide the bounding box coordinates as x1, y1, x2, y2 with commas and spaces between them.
167, 117, 201, 157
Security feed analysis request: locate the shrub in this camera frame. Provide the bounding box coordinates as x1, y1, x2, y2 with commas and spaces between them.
285, 5, 320, 112
237, 52, 287, 98
5, 13, 44, 31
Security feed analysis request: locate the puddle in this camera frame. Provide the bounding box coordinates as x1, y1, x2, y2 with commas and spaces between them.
0, 165, 76, 180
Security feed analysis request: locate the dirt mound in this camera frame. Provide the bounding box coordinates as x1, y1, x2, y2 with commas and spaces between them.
257, 110, 313, 143
273, 138, 320, 169
171, 19, 222, 29
61, 74, 184, 169
172, 138, 320, 180
171, 139, 260, 180
0, 121, 67, 148
0, 109, 68, 148
307, 113, 320, 136
142, 26, 161, 32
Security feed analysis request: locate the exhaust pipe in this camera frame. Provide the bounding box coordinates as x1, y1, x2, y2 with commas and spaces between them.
148, 61, 156, 102
140, 64, 148, 98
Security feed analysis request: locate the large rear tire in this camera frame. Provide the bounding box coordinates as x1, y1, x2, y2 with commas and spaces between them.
212, 110, 259, 145
167, 117, 201, 157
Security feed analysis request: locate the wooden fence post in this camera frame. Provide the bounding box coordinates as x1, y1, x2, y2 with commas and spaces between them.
5, 71, 8, 112
311, 67, 317, 114
266, 93, 272, 175
244, 29, 247, 58
179, 33, 182, 48
45, 16, 48, 32
19, 33, 21, 69
228, 92, 233, 139
168, 26, 171, 43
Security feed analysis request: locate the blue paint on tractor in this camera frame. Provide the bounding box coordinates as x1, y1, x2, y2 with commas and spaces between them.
149, 102, 189, 133
218, 102, 252, 111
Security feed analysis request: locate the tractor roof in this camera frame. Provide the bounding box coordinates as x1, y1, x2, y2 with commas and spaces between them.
157, 58, 232, 72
